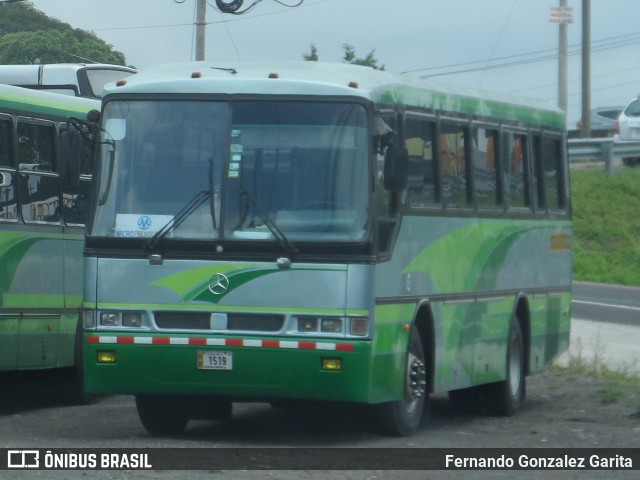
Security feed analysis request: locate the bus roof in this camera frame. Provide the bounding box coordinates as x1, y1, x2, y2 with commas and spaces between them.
0, 63, 135, 84
105, 61, 565, 129
0, 83, 100, 119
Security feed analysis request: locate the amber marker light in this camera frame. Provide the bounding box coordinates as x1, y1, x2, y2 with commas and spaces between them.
322, 358, 342, 371
97, 351, 117, 364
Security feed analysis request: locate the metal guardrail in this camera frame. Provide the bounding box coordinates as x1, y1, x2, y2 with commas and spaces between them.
568, 138, 640, 173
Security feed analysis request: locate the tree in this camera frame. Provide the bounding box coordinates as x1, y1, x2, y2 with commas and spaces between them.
0, 30, 126, 65
0, 1, 128, 65
0, 1, 62, 36
302, 43, 385, 70
302, 43, 319, 62
342, 43, 385, 70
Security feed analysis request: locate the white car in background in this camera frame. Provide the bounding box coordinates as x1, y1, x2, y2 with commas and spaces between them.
616, 97, 640, 141
614, 97, 640, 166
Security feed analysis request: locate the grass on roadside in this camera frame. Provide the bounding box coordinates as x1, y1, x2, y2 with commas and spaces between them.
554, 334, 640, 407
572, 168, 640, 285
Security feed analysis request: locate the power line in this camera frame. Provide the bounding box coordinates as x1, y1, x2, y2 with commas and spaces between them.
510, 63, 640, 94
478, 0, 517, 87
87, 0, 330, 32
402, 31, 640, 78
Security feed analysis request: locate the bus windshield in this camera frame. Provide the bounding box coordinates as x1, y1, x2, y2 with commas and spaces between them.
90, 100, 370, 244
84, 68, 136, 98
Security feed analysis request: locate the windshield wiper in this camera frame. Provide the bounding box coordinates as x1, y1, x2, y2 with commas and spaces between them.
144, 190, 210, 251
238, 188, 298, 255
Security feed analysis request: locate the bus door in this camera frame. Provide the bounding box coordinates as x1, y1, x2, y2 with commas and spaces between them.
15, 118, 64, 368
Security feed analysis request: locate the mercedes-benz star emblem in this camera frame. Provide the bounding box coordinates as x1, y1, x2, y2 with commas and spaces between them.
208, 273, 230, 295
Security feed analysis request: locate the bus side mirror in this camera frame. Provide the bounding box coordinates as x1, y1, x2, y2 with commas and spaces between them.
383, 145, 409, 192
59, 129, 83, 192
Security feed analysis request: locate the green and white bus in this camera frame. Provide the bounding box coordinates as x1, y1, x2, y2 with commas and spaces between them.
0, 84, 98, 380
82, 61, 571, 436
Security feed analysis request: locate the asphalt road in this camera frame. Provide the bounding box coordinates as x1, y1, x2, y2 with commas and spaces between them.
567, 282, 640, 370
572, 281, 640, 326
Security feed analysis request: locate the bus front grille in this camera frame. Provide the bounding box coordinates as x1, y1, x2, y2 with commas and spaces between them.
153, 312, 285, 332
154, 312, 211, 330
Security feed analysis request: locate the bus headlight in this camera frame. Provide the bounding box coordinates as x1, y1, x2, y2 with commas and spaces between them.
298, 317, 318, 332
123, 313, 143, 327
321, 318, 343, 333
100, 312, 120, 326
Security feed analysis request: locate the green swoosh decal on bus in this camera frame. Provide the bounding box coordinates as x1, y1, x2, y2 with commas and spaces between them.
402, 221, 531, 380
0, 236, 42, 306
153, 265, 280, 304
402, 221, 526, 293
187, 268, 279, 304
154, 263, 346, 305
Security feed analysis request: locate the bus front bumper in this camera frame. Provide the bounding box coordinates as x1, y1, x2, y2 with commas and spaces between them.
83, 333, 374, 403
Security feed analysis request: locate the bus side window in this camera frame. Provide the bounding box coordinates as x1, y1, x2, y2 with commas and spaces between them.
17, 120, 60, 223
473, 126, 499, 209
0, 118, 13, 167
0, 117, 17, 221
405, 116, 438, 208
502, 131, 529, 209
440, 122, 469, 208
531, 134, 545, 212
541, 135, 565, 211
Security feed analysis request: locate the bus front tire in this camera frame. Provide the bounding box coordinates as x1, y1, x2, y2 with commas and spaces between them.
484, 316, 525, 416
373, 328, 428, 436
135, 395, 190, 436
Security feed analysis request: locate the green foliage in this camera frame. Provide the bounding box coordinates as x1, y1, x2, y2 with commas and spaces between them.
572, 169, 640, 285
557, 334, 639, 402
342, 43, 385, 70
0, 30, 125, 65
302, 43, 385, 70
0, 2, 127, 65
302, 44, 318, 62
0, 1, 62, 35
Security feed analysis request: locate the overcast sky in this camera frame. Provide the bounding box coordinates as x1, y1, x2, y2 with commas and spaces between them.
27, 0, 640, 125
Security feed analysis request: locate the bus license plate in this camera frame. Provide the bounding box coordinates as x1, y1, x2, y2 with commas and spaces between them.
198, 351, 233, 370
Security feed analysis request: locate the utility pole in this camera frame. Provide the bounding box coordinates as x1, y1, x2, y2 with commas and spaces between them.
550, 1, 572, 115
557, 0, 568, 114
195, 0, 207, 61
581, 0, 591, 138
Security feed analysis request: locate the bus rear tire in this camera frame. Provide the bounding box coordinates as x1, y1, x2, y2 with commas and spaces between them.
484, 316, 525, 416
373, 328, 428, 436
135, 395, 190, 435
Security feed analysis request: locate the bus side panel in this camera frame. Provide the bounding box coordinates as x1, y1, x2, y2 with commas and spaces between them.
0, 230, 66, 369
375, 216, 572, 394
63, 229, 84, 310
529, 292, 571, 374
0, 314, 19, 369
369, 303, 412, 403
